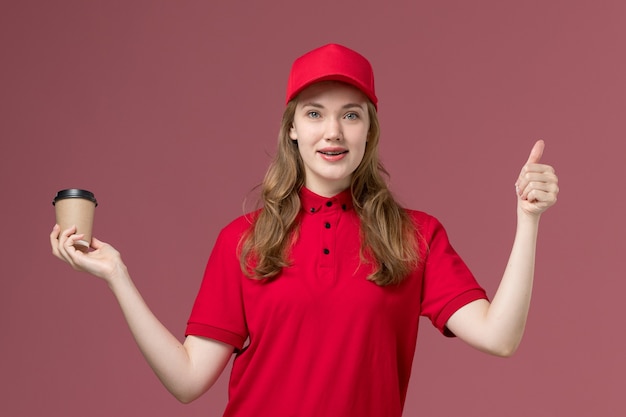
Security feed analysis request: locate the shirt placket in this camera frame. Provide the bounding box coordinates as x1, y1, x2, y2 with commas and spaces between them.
319, 199, 340, 283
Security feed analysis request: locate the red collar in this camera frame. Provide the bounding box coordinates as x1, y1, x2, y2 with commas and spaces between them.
299, 187, 354, 215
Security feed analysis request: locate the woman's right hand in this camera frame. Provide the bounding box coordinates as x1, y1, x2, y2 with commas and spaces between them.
50, 224, 127, 284
50, 224, 233, 401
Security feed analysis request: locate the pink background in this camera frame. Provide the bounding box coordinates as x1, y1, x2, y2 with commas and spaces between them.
1, 1, 625, 416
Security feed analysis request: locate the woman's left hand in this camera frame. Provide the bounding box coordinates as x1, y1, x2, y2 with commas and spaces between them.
515, 140, 559, 217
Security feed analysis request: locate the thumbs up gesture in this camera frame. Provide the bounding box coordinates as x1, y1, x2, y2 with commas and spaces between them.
515, 140, 559, 216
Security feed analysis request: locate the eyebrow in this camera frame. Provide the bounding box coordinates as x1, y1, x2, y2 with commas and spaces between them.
300, 102, 366, 110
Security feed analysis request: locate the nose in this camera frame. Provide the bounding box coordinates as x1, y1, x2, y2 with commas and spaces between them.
324, 117, 343, 141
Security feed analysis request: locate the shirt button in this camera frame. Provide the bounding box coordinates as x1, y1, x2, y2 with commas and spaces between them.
326, 201, 333, 207
323, 248, 330, 255
325, 222, 331, 229
342, 204, 347, 211
310, 207, 316, 213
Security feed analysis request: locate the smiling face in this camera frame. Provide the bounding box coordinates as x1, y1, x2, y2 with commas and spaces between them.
289, 81, 370, 197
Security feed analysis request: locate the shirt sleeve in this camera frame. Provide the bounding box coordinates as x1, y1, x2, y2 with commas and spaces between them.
185, 219, 250, 350
418, 214, 489, 337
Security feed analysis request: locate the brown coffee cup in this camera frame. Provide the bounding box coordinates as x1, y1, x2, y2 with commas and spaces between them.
53, 189, 98, 252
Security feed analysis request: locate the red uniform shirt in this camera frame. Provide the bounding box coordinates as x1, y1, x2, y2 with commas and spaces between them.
186, 188, 487, 417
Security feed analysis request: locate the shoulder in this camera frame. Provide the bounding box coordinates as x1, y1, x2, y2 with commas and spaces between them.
216, 210, 261, 244
404, 208, 437, 229
403, 208, 450, 242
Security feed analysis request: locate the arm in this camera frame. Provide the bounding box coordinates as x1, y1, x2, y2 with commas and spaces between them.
446, 140, 559, 357
50, 226, 233, 403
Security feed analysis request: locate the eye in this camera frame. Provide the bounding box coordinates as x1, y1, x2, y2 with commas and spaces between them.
344, 112, 359, 120
307, 111, 321, 119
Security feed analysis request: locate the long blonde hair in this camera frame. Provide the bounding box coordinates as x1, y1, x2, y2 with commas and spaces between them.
240, 100, 419, 286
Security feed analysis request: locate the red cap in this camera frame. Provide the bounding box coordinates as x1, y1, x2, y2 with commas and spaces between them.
285, 43, 378, 109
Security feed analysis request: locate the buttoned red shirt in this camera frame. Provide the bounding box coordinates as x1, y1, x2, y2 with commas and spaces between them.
186, 187, 487, 417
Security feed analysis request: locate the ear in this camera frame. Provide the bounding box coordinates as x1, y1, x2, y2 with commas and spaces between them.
289, 124, 298, 140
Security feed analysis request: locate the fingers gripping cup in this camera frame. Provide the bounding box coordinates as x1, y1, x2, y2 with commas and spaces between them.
53, 189, 98, 252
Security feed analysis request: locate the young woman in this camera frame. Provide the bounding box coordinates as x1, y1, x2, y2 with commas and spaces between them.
50, 44, 559, 416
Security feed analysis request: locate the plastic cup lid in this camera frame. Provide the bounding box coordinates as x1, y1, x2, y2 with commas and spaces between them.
52, 189, 98, 206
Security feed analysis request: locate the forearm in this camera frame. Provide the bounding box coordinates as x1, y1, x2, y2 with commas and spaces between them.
485, 210, 540, 353
107, 266, 212, 402
446, 211, 540, 357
